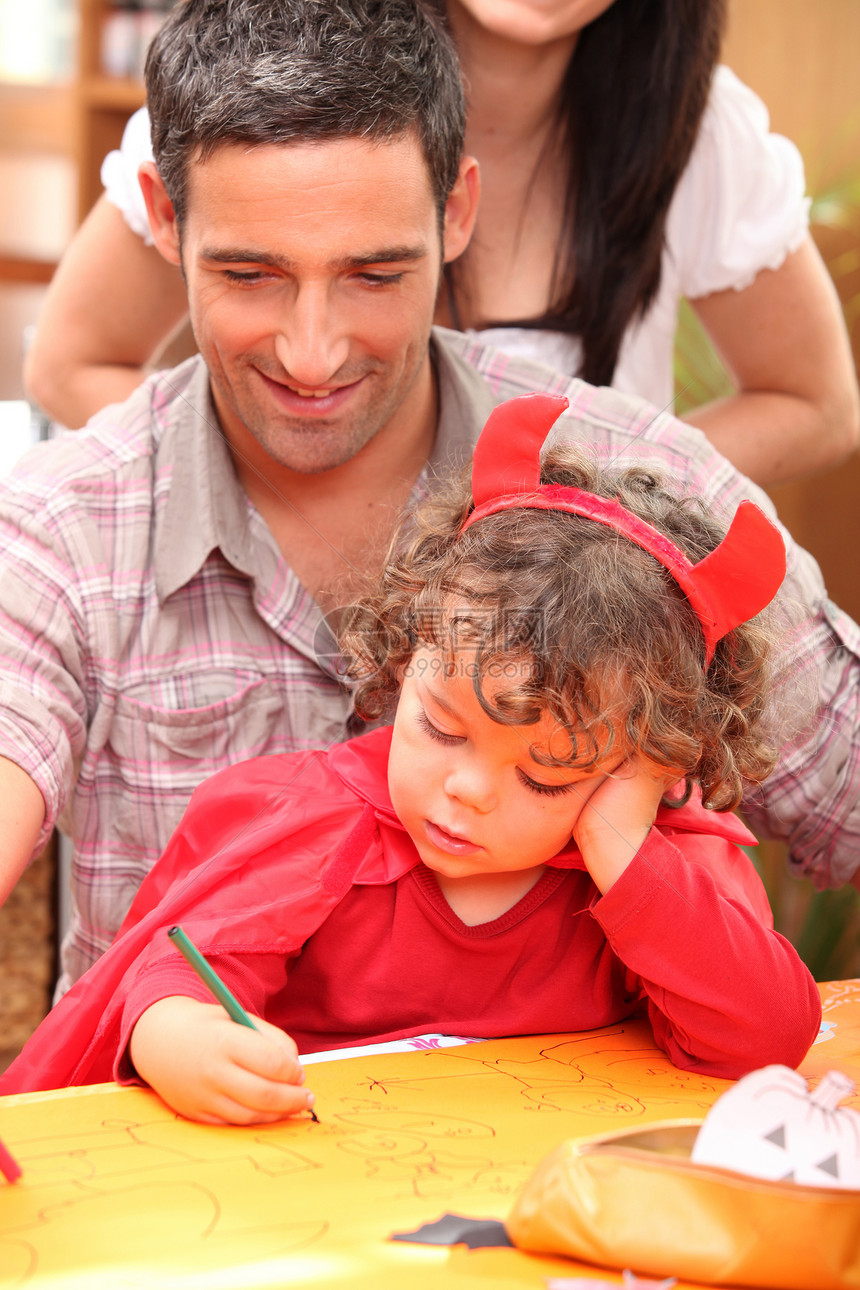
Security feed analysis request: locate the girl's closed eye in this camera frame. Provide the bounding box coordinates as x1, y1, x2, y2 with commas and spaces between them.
416, 708, 462, 746
517, 767, 578, 798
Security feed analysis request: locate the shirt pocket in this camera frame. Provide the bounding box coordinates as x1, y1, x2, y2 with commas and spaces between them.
96, 674, 296, 865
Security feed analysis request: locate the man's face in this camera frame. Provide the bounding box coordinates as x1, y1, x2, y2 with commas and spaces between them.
175, 134, 449, 475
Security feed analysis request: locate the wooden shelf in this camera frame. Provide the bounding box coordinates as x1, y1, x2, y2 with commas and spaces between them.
0, 255, 58, 284
74, 2, 172, 222
80, 75, 145, 113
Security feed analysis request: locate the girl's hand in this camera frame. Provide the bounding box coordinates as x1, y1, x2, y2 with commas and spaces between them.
129, 996, 315, 1125
573, 756, 680, 894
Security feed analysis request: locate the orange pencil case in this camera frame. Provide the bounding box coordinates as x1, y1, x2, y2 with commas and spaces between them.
506, 1120, 860, 1289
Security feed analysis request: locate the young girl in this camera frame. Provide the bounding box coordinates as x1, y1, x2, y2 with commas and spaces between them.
0, 393, 821, 1121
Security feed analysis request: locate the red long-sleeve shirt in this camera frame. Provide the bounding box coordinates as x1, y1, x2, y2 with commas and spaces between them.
117, 821, 819, 1080
1, 727, 821, 1095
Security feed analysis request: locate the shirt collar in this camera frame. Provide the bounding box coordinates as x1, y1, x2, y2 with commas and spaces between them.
155, 357, 260, 602
421, 327, 497, 490
156, 332, 497, 603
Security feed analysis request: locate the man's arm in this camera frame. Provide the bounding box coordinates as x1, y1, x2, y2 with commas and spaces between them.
0, 757, 47, 905
740, 594, 860, 891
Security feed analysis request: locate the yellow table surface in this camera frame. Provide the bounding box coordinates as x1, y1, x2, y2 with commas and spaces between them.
1, 979, 858, 1290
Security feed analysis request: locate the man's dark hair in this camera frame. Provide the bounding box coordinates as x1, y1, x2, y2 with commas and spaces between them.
144, 0, 465, 229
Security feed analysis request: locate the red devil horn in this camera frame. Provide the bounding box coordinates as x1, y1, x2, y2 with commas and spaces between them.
471, 393, 570, 509
689, 501, 787, 657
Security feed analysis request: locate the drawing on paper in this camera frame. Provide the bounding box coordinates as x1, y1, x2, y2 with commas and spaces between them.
0, 981, 856, 1288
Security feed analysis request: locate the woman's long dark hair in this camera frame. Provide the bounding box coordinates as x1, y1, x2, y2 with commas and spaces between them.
446, 0, 727, 387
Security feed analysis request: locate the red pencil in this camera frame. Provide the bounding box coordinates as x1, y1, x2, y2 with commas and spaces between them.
0, 1136, 21, 1183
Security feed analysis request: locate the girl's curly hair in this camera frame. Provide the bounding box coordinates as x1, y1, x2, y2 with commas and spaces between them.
340, 444, 779, 812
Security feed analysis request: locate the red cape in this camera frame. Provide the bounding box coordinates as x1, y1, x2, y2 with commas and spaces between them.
0, 728, 758, 1094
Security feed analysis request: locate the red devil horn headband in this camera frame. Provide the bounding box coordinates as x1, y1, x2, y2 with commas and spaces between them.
462, 393, 787, 667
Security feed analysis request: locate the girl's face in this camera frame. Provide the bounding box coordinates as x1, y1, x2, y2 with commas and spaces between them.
447, 0, 618, 46
388, 646, 625, 881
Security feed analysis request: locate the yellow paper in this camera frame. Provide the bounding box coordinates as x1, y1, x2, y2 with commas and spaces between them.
0, 982, 856, 1289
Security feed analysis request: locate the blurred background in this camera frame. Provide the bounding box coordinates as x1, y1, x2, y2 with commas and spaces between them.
0, 0, 858, 1070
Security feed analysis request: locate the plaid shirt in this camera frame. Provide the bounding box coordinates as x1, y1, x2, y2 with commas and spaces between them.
1, 328, 857, 989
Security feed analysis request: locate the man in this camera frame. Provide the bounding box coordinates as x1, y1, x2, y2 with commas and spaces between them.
0, 0, 857, 994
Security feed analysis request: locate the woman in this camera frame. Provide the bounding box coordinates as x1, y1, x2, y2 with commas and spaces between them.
23, 0, 859, 485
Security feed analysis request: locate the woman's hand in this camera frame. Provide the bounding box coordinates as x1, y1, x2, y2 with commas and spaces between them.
573, 756, 680, 894
129, 996, 314, 1125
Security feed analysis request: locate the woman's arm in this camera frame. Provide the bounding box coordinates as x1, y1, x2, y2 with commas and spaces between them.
684, 237, 860, 486
23, 195, 190, 429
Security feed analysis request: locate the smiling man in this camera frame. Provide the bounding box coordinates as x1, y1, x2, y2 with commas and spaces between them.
138, 128, 475, 608
0, 0, 859, 996
149, 138, 448, 479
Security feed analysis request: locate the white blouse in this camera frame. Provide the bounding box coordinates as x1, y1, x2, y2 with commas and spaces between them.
101, 65, 809, 411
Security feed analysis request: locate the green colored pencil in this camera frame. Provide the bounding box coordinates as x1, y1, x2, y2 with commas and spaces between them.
167, 925, 319, 1121
167, 925, 258, 1028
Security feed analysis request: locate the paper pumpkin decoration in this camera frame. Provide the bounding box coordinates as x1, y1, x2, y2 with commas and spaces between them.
691, 1065, 860, 1188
